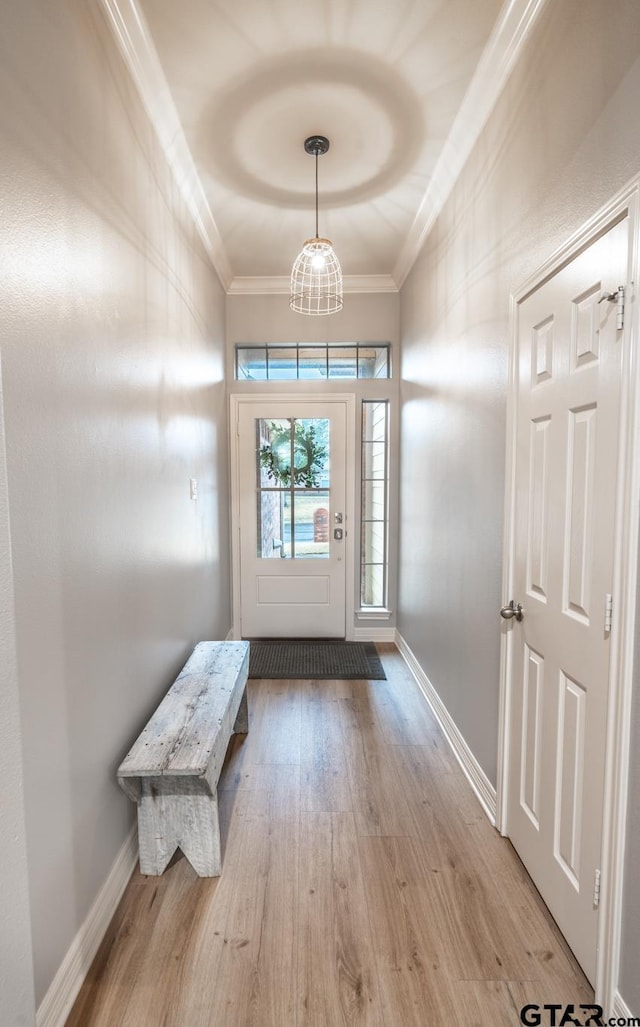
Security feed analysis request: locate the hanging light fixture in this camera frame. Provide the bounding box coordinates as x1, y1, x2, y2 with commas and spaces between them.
290, 135, 343, 316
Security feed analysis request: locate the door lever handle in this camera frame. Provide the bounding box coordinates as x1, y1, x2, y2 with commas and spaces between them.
500, 600, 524, 622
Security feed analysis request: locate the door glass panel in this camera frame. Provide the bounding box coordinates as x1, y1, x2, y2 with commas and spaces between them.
292, 419, 330, 489
280, 494, 292, 559
256, 418, 330, 559
257, 490, 288, 559
291, 491, 330, 558
258, 419, 292, 487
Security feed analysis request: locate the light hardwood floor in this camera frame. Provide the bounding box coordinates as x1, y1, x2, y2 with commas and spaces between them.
66, 645, 592, 1026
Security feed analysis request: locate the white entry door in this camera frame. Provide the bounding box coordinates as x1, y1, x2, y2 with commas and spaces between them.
235, 399, 349, 638
505, 217, 628, 984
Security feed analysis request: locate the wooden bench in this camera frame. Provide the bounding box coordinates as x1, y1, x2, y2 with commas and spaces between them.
117, 640, 250, 877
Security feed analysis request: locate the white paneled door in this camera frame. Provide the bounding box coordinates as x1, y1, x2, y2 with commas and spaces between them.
235, 399, 349, 639
506, 218, 628, 984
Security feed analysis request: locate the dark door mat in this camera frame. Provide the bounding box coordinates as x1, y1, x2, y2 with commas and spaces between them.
248, 640, 386, 680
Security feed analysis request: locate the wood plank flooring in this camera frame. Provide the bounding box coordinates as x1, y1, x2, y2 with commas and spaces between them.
66, 645, 592, 1027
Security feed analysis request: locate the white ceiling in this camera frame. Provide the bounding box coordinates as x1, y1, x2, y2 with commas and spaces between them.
101, 0, 548, 292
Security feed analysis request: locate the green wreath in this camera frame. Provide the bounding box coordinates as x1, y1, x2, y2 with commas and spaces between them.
259, 421, 327, 488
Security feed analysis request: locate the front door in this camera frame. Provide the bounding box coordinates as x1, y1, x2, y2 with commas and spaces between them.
505, 217, 628, 984
235, 399, 349, 638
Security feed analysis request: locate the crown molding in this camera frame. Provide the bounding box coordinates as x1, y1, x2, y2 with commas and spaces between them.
228, 274, 398, 296
98, 0, 233, 291
393, 0, 551, 287
343, 275, 399, 294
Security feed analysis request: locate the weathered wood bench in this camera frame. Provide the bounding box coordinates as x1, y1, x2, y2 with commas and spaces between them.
117, 640, 250, 877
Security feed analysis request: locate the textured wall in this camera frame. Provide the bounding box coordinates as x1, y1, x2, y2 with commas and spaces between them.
397, 0, 640, 1009
0, 0, 230, 1006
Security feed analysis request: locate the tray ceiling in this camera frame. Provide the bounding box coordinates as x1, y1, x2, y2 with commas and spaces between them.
101, 0, 548, 291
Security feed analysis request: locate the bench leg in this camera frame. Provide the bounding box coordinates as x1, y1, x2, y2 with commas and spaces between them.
137, 778, 222, 877
233, 688, 249, 734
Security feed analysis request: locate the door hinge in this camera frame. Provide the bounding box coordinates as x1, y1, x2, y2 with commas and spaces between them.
604, 593, 613, 634
593, 868, 601, 909
600, 284, 625, 329
616, 285, 625, 329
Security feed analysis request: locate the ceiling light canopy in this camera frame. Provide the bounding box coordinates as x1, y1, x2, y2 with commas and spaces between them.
290, 135, 343, 316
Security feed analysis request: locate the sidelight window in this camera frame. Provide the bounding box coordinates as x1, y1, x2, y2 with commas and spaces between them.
360, 400, 389, 608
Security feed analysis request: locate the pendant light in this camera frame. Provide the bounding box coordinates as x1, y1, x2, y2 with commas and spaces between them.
290, 135, 343, 316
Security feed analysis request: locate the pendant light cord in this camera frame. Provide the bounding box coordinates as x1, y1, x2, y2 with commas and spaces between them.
314, 149, 318, 239
315, 150, 319, 239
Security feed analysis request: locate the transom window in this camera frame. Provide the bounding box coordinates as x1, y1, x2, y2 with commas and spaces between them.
235, 343, 390, 380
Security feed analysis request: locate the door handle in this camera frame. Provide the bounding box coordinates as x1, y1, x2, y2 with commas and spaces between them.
500, 600, 524, 622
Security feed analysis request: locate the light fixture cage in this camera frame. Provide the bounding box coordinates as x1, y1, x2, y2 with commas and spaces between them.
290, 237, 343, 315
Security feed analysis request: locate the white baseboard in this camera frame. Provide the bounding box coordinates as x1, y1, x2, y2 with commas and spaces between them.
37, 823, 138, 1027
396, 632, 497, 825
353, 626, 397, 642
612, 991, 636, 1020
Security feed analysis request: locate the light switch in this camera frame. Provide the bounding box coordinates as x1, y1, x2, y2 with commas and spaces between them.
190, 477, 198, 501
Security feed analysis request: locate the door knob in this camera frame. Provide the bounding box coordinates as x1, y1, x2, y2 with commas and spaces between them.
500, 600, 524, 622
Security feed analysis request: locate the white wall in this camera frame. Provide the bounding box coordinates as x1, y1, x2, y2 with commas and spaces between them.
0, 0, 231, 1009
226, 291, 399, 369
398, 0, 640, 1010
0, 356, 36, 1026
